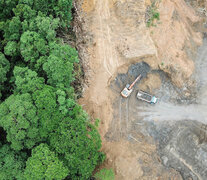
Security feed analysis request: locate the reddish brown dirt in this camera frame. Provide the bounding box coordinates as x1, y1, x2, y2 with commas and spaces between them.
75, 0, 205, 179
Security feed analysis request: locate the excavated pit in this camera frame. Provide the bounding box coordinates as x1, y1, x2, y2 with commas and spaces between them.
106, 38, 207, 180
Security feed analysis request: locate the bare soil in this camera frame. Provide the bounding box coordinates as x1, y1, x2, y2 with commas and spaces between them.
74, 0, 207, 179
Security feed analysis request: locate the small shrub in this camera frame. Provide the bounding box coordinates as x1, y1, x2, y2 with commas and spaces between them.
94, 168, 115, 180
146, 1, 160, 27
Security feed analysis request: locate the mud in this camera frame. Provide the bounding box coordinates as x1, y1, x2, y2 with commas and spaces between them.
106, 62, 150, 140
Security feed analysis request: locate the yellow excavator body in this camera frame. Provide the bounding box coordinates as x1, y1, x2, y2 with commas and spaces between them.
121, 74, 142, 98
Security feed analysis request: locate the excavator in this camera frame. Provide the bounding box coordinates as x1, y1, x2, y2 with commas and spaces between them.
121, 74, 158, 104
121, 74, 142, 98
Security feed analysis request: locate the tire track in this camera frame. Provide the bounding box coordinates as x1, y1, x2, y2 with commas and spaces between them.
119, 97, 122, 135
117, 96, 130, 137
96, 0, 117, 76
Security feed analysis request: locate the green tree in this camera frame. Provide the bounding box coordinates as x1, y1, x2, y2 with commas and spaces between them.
20, 31, 48, 63
13, 3, 36, 20
21, 13, 59, 42
0, 144, 26, 180
0, 0, 18, 21
0, 0, 105, 179
2, 16, 22, 41
34, 55, 48, 73
4, 41, 19, 56
53, 0, 73, 28
0, 52, 10, 83
49, 104, 104, 179
56, 89, 76, 115
43, 43, 78, 88
43, 54, 73, 88
0, 53, 10, 99
34, 14, 59, 41
13, 67, 61, 138
32, 86, 63, 138
24, 143, 68, 180
49, 42, 79, 64
13, 66, 44, 94
0, 93, 40, 150
19, 0, 73, 28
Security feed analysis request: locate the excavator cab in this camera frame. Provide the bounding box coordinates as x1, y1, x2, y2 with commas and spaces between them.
121, 86, 133, 98
121, 75, 142, 98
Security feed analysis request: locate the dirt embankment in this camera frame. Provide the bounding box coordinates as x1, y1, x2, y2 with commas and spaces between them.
151, 0, 203, 88
74, 0, 206, 179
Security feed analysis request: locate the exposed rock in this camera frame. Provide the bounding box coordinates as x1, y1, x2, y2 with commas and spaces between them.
148, 121, 207, 180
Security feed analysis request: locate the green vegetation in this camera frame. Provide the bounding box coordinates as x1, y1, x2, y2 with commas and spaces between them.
94, 168, 115, 180
0, 0, 106, 179
146, 1, 160, 27
0, 144, 26, 180
24, 143, 68, 180
0, 93, 41, 151
0, 53, 10, 99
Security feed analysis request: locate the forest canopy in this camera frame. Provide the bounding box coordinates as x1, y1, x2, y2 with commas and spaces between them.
0, 0, 104, 179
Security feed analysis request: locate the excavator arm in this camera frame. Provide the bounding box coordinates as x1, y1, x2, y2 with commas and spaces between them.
128, 74, 142, 90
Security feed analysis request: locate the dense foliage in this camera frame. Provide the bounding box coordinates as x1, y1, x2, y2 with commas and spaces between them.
0, 0, 104, 179
0, 53, 10, 99
0, 144, 26, 180
24, 143, 68, 180
0, 93, 41, 151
